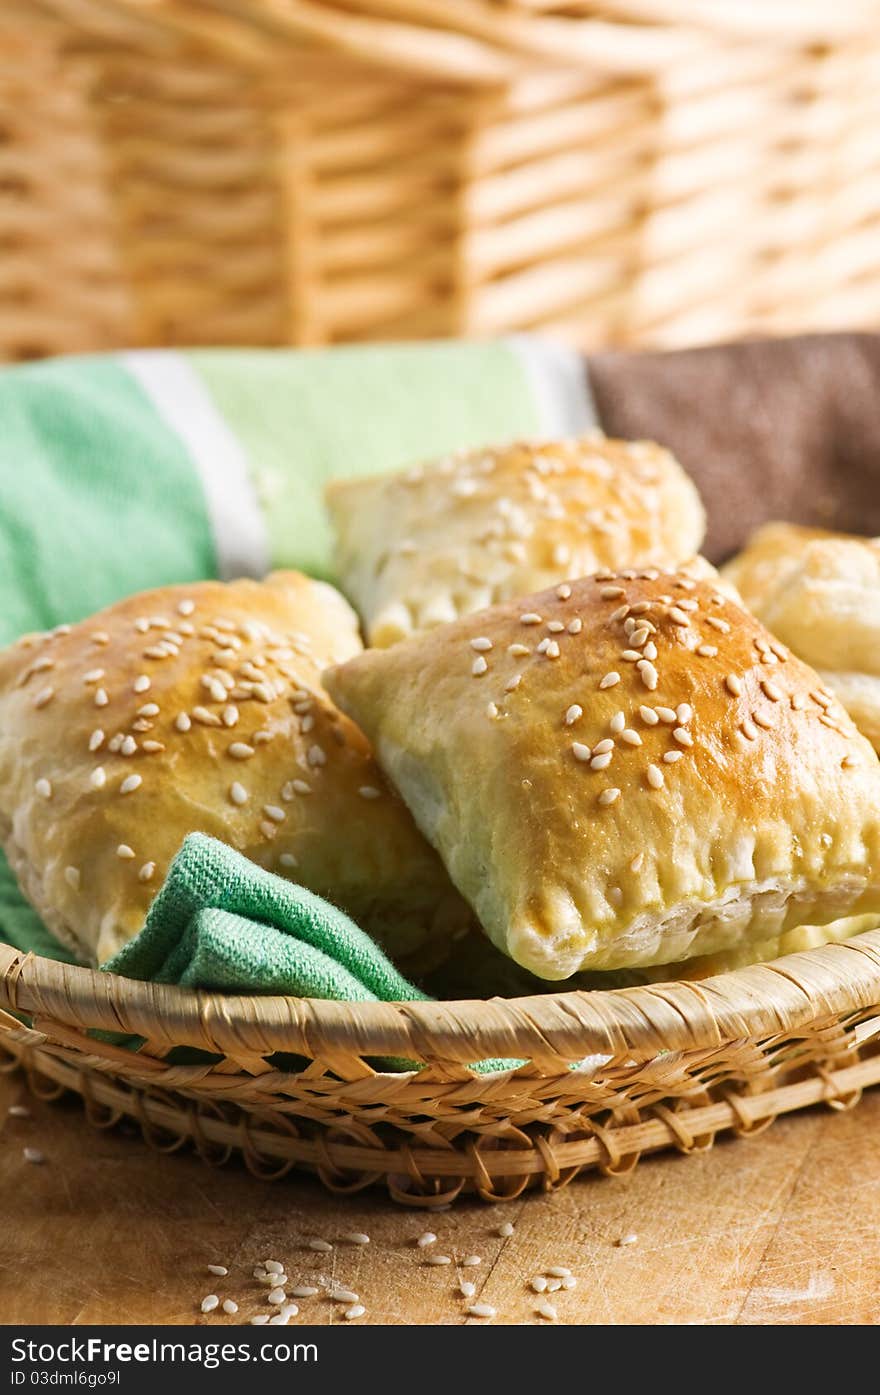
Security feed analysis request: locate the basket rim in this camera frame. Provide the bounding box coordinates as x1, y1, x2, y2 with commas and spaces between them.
3, 931, 880, 1066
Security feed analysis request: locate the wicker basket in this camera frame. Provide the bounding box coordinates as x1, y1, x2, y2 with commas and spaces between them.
3, 0, 880, 361
4, 931, 880, 1203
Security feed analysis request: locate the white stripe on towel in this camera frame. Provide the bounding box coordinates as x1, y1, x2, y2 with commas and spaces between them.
505, 335, 599, 439
122, 350, 270, 581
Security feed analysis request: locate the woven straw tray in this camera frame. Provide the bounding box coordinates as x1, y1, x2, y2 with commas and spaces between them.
3, 927, 880, 1204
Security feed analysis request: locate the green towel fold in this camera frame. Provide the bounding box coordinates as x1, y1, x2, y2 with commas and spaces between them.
104, 832, 426, 1004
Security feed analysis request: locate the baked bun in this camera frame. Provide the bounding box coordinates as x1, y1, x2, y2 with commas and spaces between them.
327, 436, 705, 647
325, 561, 880, 980
724, 523, 880, 750
0, 572, 468, 965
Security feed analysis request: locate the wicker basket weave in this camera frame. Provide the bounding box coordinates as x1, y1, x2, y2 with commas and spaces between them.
4, 931, 880, 1203
3, 0, 880, 361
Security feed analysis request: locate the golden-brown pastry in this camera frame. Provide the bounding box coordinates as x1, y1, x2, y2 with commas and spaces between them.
327, 436, 705, 647
326, 561, 880, 980
0, 573, 468, 965
426, 914, 880, 998
724, 523, 880, 750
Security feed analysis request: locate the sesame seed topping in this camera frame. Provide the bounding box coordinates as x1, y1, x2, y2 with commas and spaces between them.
175, 713, 192, 732
471, 656, 488, 676
64, 866, 81, 890
663, 750, 683, 763
598, 788, 620, 806
90, 766, 106, 789
609, 604, 630, 623
470, 637, 493, 651
91, 632, 109, 645
646, 764, 664, 789
643, 641, 658, 661
621, 649, 642, 662
83, 668, 104, 684
610, 711, 625, 733
672, 727, 693, 747
290, 779, 311, 796
725, 674, 742, 696
630, 627, 651, 648
556, 584, 572, 600
229, 782, 249, 806
600, 585, 624, 599
33, 686, 54, 709
120, 774, 142, 794
740, 719, 758, 741
133, 675, 151, 693
791, 694, 807, 710
544, 640, 560, 659
192, 706, 221, 727
358, 785, 382, 799
567, 618, 583, 635
761, 680, 783, 702
259, 820, 277, 839
134, 618, 149, 634
706, 616, 730, 633
572, 742, 592, 763
504, 673, 523, 693
228, 742, 255, 760
508, 643, 530, 657
177, 599, 195, 616
116, 844, 135, 859
637, 661, 658, 690
120, 736, 137, 756
138, 703, 160, 718
94, 688, 109, 707
668, 607, 690, 626
565, 704, 583, 726
263, 804, 286, 823
279, 852, 298, 869
697, 644, 718, 658
599, 672, 620, 689
307, 744, 326, 767
752, 712, 773, 729
630, 852, 644, 872
547, 620, 565, 634
640, 706, 659, 726
620, 729, 642, 746
35, 778, 52, 799
593, 738, 614, 754
590, 751, 613, 771
676, 703, 693, 724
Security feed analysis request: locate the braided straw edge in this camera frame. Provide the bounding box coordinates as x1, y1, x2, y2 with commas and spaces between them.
4, 934, 880, 1065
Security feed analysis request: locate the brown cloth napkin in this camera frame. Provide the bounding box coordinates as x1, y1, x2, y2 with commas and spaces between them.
588, 332, 880, 564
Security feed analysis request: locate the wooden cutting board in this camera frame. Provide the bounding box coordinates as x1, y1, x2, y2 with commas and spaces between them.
2, 1067, 878, 1325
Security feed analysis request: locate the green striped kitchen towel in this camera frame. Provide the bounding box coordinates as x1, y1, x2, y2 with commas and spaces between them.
0, 338, 596, 645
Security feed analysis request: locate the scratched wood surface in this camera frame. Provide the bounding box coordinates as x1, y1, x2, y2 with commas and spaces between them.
2, 1068, 879, 1325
